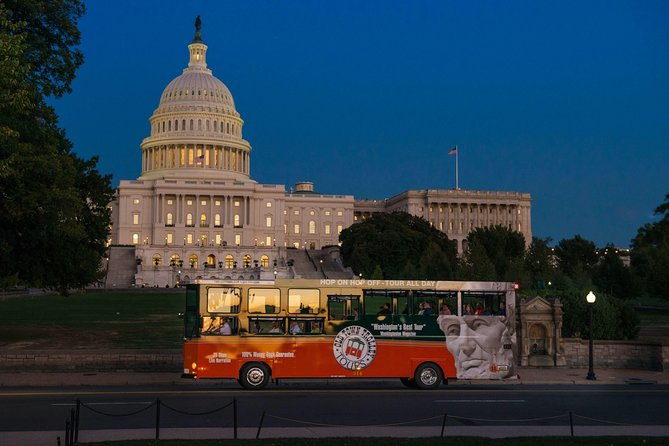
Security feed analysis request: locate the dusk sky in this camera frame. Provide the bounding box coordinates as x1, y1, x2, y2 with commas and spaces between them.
52, 1, 668, 248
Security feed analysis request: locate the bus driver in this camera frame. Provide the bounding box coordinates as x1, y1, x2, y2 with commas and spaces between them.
436, 307, 516, 380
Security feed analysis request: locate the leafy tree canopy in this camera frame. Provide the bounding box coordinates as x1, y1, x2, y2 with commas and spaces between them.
462, 225, 526, 281
339, 212, 457, 279
0, 1, 113, 294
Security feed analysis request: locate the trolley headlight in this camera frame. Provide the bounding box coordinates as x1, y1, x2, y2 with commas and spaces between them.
191, 362, 197, 371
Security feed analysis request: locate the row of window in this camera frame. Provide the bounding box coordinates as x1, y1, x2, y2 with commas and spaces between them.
154, 118, 240, 136
163, 87, 232, 103
149, 254, 273, 269
201, 316, 324, 336
204, 287, 506, 318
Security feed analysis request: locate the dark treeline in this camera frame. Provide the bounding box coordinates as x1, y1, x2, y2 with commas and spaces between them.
340, 194, 669, 340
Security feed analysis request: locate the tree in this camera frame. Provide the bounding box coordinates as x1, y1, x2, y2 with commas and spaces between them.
461, 225, 526, 281
631, 193, 669, 299
592, 244, 635, 299
522, 237, 556, 292
0, 1, 113, 294
554, 235, 598, 281
339, 212, 457, 279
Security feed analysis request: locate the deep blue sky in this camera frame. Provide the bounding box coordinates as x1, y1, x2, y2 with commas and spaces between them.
52, 1, 668, 248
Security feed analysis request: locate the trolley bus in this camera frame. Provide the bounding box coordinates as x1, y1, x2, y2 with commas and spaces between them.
182, 278, 517, 389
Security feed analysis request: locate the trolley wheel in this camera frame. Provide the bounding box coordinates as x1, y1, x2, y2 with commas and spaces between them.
400, 377, 418, 389
414, 362, 443, 390
239, 362, 271, 390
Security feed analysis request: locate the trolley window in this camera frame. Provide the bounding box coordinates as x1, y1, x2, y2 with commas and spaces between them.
248, 288, 280, 314
207, 287, 241, 313
288, 288, 320, 314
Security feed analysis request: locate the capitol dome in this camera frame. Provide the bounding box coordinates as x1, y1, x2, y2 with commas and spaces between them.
139, 18, 252, 181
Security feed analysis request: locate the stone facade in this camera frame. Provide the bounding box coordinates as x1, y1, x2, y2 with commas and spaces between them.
518, 296, 566, 367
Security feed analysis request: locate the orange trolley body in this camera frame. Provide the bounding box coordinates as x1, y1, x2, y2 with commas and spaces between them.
182, 278, 517, 389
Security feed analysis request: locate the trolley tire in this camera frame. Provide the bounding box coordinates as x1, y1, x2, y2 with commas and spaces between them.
400, 377, 418, 389
414, 362, 443, 390
239, 362, 271, 390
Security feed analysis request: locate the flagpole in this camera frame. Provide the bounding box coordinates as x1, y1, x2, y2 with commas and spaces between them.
455, 144, 459, 190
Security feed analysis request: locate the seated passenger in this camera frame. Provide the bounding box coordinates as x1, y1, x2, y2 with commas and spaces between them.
439, 304, 451, 315
422, 302, 434, 316
377, 303, 391, 315
290, 320, 302, 334
311, 321, 321, 333
269, 321, 282, 333
219, 317, 232, 335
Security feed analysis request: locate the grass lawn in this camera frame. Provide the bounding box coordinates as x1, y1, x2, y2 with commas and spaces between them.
81, 437, 666, 446
0, 290, 184, 349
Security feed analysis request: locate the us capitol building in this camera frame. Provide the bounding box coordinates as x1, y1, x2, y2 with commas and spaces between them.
108, 20, 532, 287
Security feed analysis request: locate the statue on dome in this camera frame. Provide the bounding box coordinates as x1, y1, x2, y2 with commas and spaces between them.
193, 15, 202, 42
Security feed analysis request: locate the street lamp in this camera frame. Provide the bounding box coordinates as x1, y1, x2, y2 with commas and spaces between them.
586, 291, 597, 381
273, 269, 277, 279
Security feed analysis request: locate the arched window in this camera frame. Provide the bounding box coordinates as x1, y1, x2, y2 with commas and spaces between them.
182, 119, 186, 130
162, 122, 165, 132
206, 120, 210, 131
198, 119, 202, 130
214, 214, 221, 227
234, 214, 240, 227
169, 254, 180, 267
207, 254, 216, 266
260, 255, 269, 268
189, 254, 198, 269
225, 255, 234, 269
152, 254, 162, 267
186, 213, 193, 227
200, 213, 207, 227
243, 255, 251, 268
166, 212, 174, 226
189, 119, 194, 130
309, 220, 316, 234
214, 121, 218, 131
174, 120, 178, 131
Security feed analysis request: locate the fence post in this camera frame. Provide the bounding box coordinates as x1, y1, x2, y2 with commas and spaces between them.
69, 408, 75, 445
233, 397, 238, 439
569, 411, 574, 437
256, 410, 266, 439
441, 413, 447, 437
65, 419, 71, 446
75, 398, 81, 443
155, 398, 161, 440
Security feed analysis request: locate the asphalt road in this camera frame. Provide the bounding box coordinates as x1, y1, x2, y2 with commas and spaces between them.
2, 382, 669, 433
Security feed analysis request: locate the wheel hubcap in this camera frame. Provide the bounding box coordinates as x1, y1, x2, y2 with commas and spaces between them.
420, 368, 437, 386
247, 368, 265, 385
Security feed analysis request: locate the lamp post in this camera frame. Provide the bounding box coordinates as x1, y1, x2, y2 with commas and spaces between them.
586, 291, 597, 381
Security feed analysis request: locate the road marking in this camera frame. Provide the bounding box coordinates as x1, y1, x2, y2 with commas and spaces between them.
434, 399, 525, 403
52, 401, 153, 406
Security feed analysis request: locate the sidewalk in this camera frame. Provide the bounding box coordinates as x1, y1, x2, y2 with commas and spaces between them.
0, 367, 667, 387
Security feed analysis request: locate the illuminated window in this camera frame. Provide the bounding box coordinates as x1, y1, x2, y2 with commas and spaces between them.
234, 214, 241, 227
234, 201, 240, 207
166, 233, 173, 244
294, 210, 300, 215
201, 200, 207, 206
294, 223, 300, 234
215, 234, 222, 245
288, 289, 320, 314
166, 213, 173, 225
167, 199, 173, 205
325, 224, 331, 235
132, 199, 140, 205
186, 213, 193, 226
186, 200, 193, 206
132, 213, 139, 225
235, 234, 241, 245
243, 255, 251, 268
266, 236, 272, 246
132, 233, 139, 244
214, 214, 221, 227
337, 211, 343, 216
186, 233, 193, 244
225, 255, 234, 268
266, 216, 272, 227
200, 213, 207, 226
266, 202, 272, 208
337, 224, 343, 234
215, 200, 221, 206
325, 211, 331, 216
308, 220, 316, 234
260, 255, 269, 268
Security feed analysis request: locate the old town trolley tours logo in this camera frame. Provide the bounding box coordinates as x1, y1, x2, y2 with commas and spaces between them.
332, 325, 377, 370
